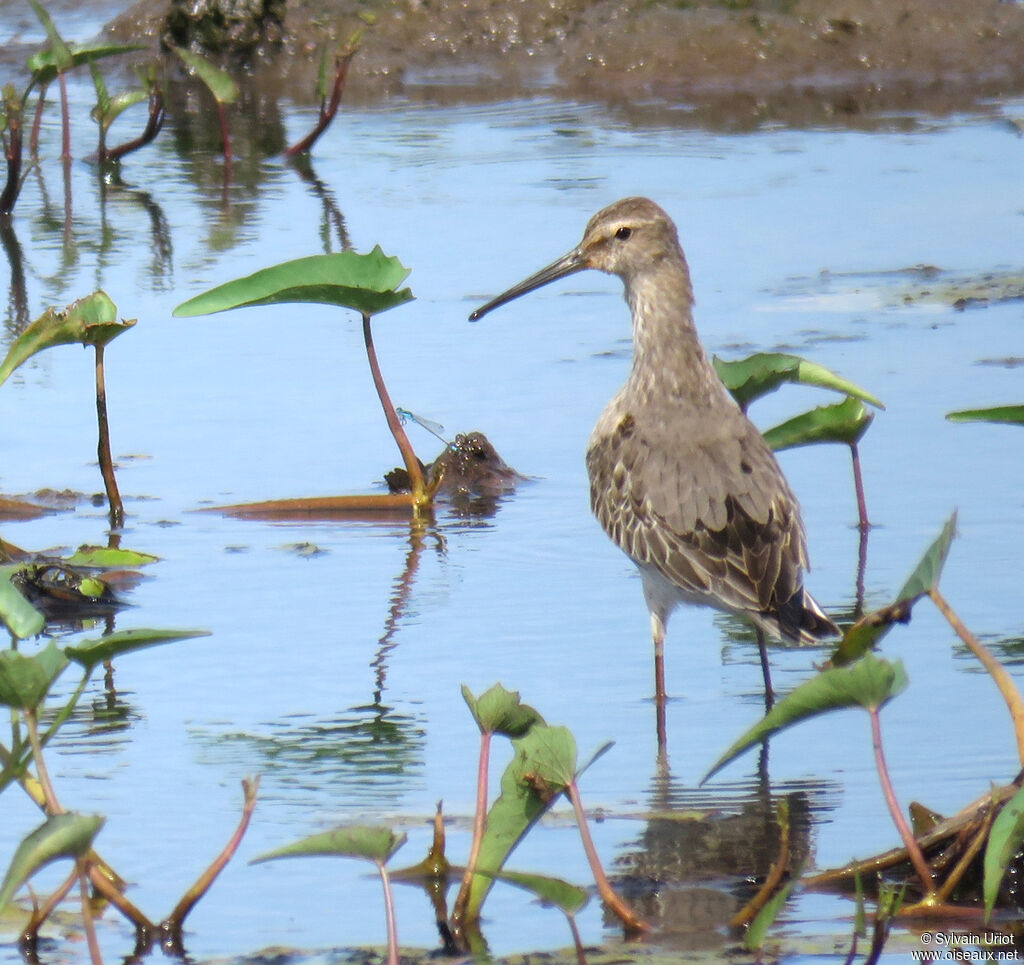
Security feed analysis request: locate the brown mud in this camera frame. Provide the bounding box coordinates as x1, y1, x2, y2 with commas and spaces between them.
95, 0, 1024, 127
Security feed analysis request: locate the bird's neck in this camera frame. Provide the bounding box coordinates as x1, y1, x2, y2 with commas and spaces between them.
624, 255, 721, 403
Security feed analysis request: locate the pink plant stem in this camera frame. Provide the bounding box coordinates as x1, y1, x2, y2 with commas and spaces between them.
362, 314, 428, 502
453, 731, 491, 922
59, 72, 70, 162
566, 781, 647, 933
378, 862, 399, 965
77, 861, 103, 965
850, 442, 870, 531
869, 708, 934, 896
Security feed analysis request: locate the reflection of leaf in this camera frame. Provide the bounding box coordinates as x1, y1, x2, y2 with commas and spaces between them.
252, 825, 406, 865
703, 654, 908, 783
169, 47, 239, 105
713, 352, 883, 410
762, 396, 874, 450
0, 292, 134, 387
832, 512, 957, 664
0, 567, 45, 639
173, 248, 414, 318
0, 641, 69, 710
65, 628, 209, 671
947, 404, 1024, 426
0, 813, 105, 912
461, 683, 543, 737
984, 784, 1024, 921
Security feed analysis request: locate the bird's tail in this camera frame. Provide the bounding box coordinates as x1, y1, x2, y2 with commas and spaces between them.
768, 588, 839, 646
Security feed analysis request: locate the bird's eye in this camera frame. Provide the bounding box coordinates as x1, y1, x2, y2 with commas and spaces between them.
615, 226, 632, 241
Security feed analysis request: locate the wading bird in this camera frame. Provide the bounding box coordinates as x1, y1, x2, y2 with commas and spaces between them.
470, 197, 837, 753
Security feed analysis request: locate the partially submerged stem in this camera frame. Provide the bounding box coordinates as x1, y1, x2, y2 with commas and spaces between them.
77, 859, 103, 965
869, 708, 934, 897
930, 587, 1024, 768
452, 730, 491, 926
94, 344, 124, 528
566, 781, 647, 934
850, 441, 870, 531
728, 800, 791, 928
20, 865, 77, 946
362, 313, 429, 506
162, 777, 259, 943
283, 49, 356, 158
377, 860, 399, 965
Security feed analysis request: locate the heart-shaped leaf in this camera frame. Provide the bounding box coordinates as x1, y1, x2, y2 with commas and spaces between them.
173, 248, 414, 318
0, 641, 69, 710
461, 683, 544, 737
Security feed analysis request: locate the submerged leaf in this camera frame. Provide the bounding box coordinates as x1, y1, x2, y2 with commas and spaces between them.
762, 396, 874, 451
0, 567, 45, 639
947, 404, 1024, 426
173, 248, 414, 318
703, 654, 908, 783
0, 641, 69, 710
983, 783, 1024, 921
461, 683, 544, 737
713, 352, 884, 411
65, 628, 209, 670
252, 825, 406, 865
0, 813, 105, 912
0, 292, 133, 387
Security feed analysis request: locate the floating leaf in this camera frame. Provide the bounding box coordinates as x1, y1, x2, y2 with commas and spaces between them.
65, 628, 209, 670
946, 405, 1024, 426
0, 292, 134, 387
831, 513, 957, 664
703, 654, 908, 783
0, 567, 45, 639
64, 546, 160, 567
252, 825, 406, 866
479, 868, 588, 917
172, 248, 414, 318
0, 813, 105, 912
0, 641, 69, 710
713, 352, 884, 411
762, 396, 874, 451
461, 683, 544, 738
169, 47, 239, 105
983, 783, 1024, 921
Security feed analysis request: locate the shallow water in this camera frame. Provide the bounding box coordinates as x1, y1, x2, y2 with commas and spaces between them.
1, 55, 1023, 963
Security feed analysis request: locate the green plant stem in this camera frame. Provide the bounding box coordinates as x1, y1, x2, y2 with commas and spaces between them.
869, 707, 934, 897
930, 587, 1024, 768
565, 780, 647, 934
361, 313, 428, 506
162, 777, 259, 941
377, 860, 399, 965
94, 343, 124, 528
77, 859, 103, 965
452, 730, 491, 926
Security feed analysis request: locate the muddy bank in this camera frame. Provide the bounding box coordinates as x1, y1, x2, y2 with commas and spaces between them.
95, 0, 1024, 124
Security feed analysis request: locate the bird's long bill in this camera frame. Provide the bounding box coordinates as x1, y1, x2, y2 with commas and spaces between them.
469, 247, 587, 321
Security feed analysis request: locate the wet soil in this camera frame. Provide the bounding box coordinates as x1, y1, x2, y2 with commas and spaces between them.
95, 0, 1024, 125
